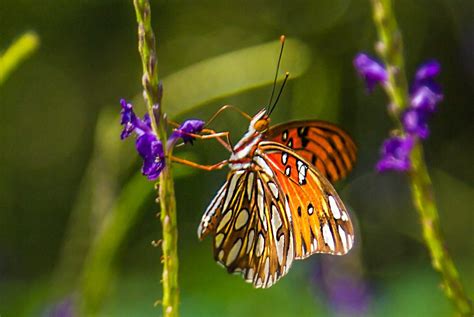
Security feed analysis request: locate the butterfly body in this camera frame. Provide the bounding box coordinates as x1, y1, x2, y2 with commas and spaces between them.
198, 108, 356, 288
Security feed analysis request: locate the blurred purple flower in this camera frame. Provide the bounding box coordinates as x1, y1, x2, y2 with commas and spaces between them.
376, 136, 414, 172
414, 60, 441, 84
354, 54, 443, 172
410, 85, 443, 113
313, 255, 372, 317
168, 119, 205, 146
42, 297, 74, 317
410, 61, 443, 113
402, 108, 430, 139
353, 53, 387, 92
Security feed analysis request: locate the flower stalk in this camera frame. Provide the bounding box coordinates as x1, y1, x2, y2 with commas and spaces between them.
369, 0, 472, 315
133, 0, 179, 316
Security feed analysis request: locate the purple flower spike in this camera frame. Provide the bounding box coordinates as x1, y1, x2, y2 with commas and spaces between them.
376, 136, 414, 172
168, 119, 205, 146
120, 99, 154, 139
402, 109, 430, 139
120, 99, 138, 140
136, 133, 165, 180
353, 53, 387, 92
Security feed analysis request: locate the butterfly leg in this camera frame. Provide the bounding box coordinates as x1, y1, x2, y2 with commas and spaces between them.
170, 156, 228, 171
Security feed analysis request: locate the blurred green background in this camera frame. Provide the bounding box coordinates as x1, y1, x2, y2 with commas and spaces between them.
1, 0, 473, 316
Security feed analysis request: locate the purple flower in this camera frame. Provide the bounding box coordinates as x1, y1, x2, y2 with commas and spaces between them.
120, 99, 138, 140
120, 99, 153, 139
354, 55, 444, 172
312, 254, 372, 316
402, 108, 430, 139
410, 85, 443, 113
168, 119, 205, 146
414, 60, 441, 84
42, 297, 74, 317
119, 99, 206, 180
376, 136, 414, 172
353, 53, 387, 92
120, 99, 165, 180
136, 133, 164, 180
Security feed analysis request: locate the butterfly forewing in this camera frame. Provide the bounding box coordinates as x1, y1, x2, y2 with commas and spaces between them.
266, 121, 357, 183
258, 141, 354, 258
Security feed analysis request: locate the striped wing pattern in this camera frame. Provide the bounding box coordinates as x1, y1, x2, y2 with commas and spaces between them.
198, 169, 293, 288
258, 141, 354, 259
198, 119, 356, 288
267, 121, 357, 183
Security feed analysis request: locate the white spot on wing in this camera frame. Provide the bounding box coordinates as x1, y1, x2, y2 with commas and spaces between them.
226, 239, 242, 266
257, 179, 267, 231
234, 208, 249, 230
217, 209, 232, 232
263, 257, 270, 281
246, 268, 254, 281
338, 225, 348, 253
268, 182, 279, 199
296, 160, 308, 185
271, 204, 282, 235
276, 235, 285, 265
329, 196, 341, 219
282, 152, 288, 164
311, 238, 318, 252
254, 156, 274, 177
215, 233, 225, 248
341, 210, 349, 222
246, 229, 255, 254
322, 223, 335, 251
256, 233, 265, 257
285, 166, 291, 176
247, 172, 254, 200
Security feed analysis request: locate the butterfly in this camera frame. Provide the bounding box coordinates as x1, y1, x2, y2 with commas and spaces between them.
196, 107, 357, 288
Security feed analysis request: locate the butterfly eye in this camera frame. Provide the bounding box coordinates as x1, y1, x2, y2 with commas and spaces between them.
254, 119, 269, 132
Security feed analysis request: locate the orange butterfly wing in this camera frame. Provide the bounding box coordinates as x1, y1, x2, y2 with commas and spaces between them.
266, 121, 357, 183
258, 141, 354, 258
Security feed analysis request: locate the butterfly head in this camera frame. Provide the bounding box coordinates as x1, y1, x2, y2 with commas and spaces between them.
251, 109, 270, 133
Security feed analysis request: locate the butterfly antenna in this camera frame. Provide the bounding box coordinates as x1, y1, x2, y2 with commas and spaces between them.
266, 35, 286, 112
268, 72, 289, 116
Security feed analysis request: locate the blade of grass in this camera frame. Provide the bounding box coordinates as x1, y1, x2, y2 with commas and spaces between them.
0, 31, 40, 86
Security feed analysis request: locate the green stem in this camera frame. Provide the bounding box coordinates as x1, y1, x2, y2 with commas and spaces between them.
133, 1, 179, 316
370, 0, 409, 115
0, 31, 39, 86
369, 0, 473, 315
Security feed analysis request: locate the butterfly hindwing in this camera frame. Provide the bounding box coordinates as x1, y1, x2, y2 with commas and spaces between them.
258, 141, 354, 258
266, 121, 357, 183
199, 168, 294, 288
